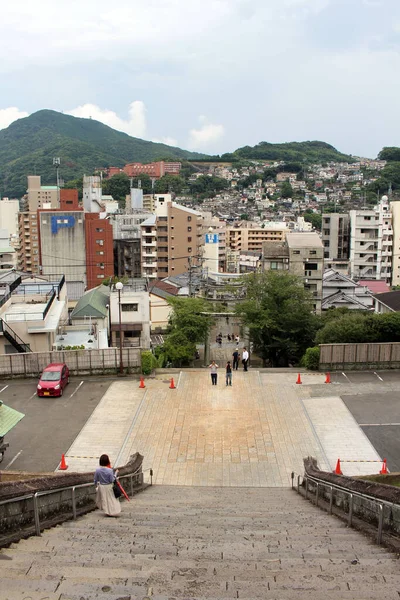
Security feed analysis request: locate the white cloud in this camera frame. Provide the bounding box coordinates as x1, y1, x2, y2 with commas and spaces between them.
152, 136, 178, 147
188, 117, 225, 149
67, 101, 147, 138
0, 107, 28, 130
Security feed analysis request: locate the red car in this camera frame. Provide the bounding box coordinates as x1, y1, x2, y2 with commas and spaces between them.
37, 363, 69, 397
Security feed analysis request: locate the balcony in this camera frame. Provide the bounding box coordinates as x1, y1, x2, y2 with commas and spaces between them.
142, 241, 156, 247
143, 262, 157, 268
142, 230, 156, 236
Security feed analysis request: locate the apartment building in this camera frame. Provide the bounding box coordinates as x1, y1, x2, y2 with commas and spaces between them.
349, 196, 392, 283
0, 198, 19, 238
27, 175, 59, 210
18, 212, 40, 273
85, 213, 114, 289
390, 200, 400, 287
227, 223, 289, 253
201, 211, 226, 271
111, 212, 151, 279
108, 161, 181, 179
262, 232, 324, 313
140, 196, 202, 279
322, 214, 350, 261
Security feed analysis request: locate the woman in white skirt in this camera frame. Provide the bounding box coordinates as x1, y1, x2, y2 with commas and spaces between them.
94, 454, 121, 517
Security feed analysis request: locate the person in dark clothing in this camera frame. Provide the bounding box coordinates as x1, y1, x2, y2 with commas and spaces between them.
232, 348, 239, 371
226, 361, 232, 386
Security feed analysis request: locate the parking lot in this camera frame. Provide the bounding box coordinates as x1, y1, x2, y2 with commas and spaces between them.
0, 377, 113, 472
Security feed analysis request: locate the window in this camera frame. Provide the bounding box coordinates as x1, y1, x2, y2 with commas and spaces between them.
270, 261, 278, 270
97, 251, 104, 255
97, 263, 104, 268
187, 216, 192, 222
310, 250, 316, 255
122, 303, 138, 312
66, 200, 73, 205
188, 237, 192, 242
97, 274, 105, 279
188, 247, 192, 253
293, 250, 300, 254
188, 226, 192, 232
96, 239, 104, 246
96, 228, 104, 232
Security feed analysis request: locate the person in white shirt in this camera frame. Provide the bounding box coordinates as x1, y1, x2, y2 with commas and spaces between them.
209, 360, 219, 385
242, 347, 249, 371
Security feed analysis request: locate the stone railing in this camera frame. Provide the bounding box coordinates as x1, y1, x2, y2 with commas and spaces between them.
0, 453, 144, 547
296, 457, 400, 548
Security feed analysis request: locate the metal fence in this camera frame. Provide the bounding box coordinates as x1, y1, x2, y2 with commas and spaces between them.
319, 342, 400, 370
0, 348, 141, 378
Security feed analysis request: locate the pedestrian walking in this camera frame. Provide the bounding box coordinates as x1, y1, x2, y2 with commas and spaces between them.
242, 347, 249, 372
235, 334, 240, 345
232, 348, 240, 371
226, 361, 232, 386
94, 454, 121, 517
227, 334, 231, 342
209, 360, 219, 385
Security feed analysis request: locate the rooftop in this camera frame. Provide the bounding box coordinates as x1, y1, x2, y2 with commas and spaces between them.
373, 290, 400, 312
358, 280, 390, 295
71, 285, 110, 320
286, 232, 324, 248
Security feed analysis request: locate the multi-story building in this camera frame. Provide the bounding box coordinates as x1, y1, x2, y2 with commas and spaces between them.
0, 274, 67, 353
140, 196, 202, 279
390, 200, 400, 287
349, 197, 392, 283
85, 213, 114, 289
109, 281, 151, 349
0, 198, 19, 238
227, 223, 289, 253
322, 214, 350, 261
107, 161, 181, 179
201, 212, 226, 271
38, 210, 114, 290
60, 188, 79, 211
27, 175, 59, 211
262, 232, 324, 313
111, 212, 151, 279
18, 212, 40, 273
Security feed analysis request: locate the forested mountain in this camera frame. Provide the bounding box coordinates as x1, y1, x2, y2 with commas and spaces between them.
220, 140, 354, 163
0, 110, 207, 198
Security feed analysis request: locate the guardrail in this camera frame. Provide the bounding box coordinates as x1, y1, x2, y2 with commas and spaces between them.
0, 468, 153, 543
292, 470, 400, 545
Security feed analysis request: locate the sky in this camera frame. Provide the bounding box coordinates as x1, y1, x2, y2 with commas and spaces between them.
0, 0, 399, 157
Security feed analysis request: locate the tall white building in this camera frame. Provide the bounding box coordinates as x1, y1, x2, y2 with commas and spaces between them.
83, 175, 102, 213
349, 197, 392, 283
0, 198, 19, 238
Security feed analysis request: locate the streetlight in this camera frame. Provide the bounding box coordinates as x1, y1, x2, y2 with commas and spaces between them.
115, 282, 124, 374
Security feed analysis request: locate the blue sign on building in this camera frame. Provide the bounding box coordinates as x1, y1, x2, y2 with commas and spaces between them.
51, 215, 76, 235
205, 233, 219, 244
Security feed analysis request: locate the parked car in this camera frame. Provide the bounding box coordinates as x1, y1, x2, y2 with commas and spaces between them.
37, 363, 69, 397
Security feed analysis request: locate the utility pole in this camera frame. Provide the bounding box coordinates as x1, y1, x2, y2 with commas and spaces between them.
188, 255, 193, 297
53, 157, 60, 206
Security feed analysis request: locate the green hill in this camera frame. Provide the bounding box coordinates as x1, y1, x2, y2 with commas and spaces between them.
220, 140, 354, 163
0, 110, 208, 198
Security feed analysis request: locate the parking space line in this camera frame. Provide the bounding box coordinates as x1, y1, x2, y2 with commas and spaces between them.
4, 450, 22, 470
374, 372, 384, 381
69, 381, 84, 399
28, 391, 37, 400
0, 385, 9, 394
360, 422, 400, 427
341, 372, 351, 383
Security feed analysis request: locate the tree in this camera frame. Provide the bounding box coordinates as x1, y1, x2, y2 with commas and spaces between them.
160, 298, 213, 366
303, 212, 322, 230
237, 271, 318, 367
154, 174, 185, 194
280, 181, 293, 199
378, 147, 400, 162
315, 312, 400, 345
102, 173, 130, 204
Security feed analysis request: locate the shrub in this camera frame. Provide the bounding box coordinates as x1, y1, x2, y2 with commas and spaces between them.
302, 346, 320, 370
141, 351, 158, 375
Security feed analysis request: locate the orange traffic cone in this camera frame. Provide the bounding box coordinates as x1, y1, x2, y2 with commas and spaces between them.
59, 454, 68, 470
296, 373, 302, 384
334, 459, 342, 475
380, 459, 388, 474
139, 376, 145, 389
325, 372, 331, 384
169, 377, 176, 389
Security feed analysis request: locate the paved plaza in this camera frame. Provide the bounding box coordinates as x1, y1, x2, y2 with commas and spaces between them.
64, 370, 385, 486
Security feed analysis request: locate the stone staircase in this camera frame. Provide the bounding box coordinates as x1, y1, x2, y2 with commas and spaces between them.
0, 486, 399, 599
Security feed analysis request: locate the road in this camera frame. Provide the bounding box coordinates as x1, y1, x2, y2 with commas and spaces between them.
0, 377, 112, 472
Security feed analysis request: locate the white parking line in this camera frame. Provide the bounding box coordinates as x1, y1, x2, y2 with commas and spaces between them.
0, 385, 9, 394
4, 450, 22, 470
374, 371, 384, 381
341, 372, 351, 383
69, 381, 84, 399
28, 391, 37, 400
360, 422, 400, 427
